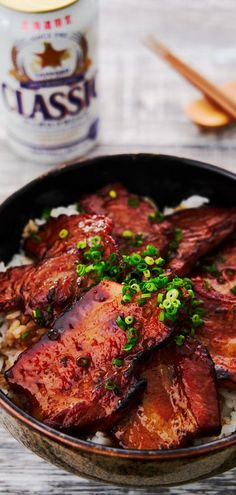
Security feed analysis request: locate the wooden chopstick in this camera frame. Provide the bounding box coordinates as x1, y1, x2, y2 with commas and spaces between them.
145, 36, 236, 120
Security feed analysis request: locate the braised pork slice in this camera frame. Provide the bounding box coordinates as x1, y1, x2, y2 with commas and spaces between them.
24, 214, 113, 259
0, 215, 119, 321
198, 238, 236, 297
113, 337, 221, 450
192, 240, 236, 387
0, 265, 32, 312
6, 281, 174, 431
166, 208, 236, 276
81, 184, 173, 255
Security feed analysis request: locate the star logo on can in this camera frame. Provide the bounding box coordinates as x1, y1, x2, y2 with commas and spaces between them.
35, 42, 69, 68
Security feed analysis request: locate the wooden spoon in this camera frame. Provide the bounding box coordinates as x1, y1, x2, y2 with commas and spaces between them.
145, 37, 236, 129
185, 81, 236, 128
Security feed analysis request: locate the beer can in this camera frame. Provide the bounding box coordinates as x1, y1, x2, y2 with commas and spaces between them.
0, 0, 99, 164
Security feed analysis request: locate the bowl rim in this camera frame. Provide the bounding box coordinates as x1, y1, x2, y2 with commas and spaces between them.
0, 153, 236, 461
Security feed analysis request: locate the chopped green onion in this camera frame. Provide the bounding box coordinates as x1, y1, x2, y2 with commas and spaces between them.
171, 277, 184, 287
191, 299, 203, 307
104, 380, 118, 391
88, 250, 102, 262
175, 334, 186, 346
41, 207, 52, 221
91, 236, 101, 247
166, 306, 178, 316
121, 294, 132, 304
30, 232, 42, 243
112, 358, 123, 367
191, 314, 204, 327
116, 315, 127, 330
123, 328, 139, 352
32, 308, 45, 326
76, 264, 86, 276
144, 256, 155, 266
134, 234, 143, 247
122, 230, 133, 239
109, 190, 117, 199
145, 245, 158, 256
166, 289, 179, 301
76, 202, 82, 213
155, 257, 165, 266
168, 228, 183, 253
59, 229, 69, 239
145, 282, 157, 292
203, 279, 211, 290
127, 327, 139, 338
231, 286, 236, 295
163, 299, 172, 309
137, 262, 148, 272
188, 289, 195, 298
85, 264, 95, 274
172, 299, 181, 308
203, 262, 219, 277
20, 330, 30, 341
159, 310, 165, 322
148, 211, 164, 223
144, 270, 151, 278
128, 197, 140, 208
175, 228, 183, 242
157, 293, 164, 304
124, 342, 135, 352
138, 298, 147, 307
140, 293, 151, 299
130, 283, 141, 293
129, 254, 142, 265
125, 315, 134, 325
77, 240, 87, 250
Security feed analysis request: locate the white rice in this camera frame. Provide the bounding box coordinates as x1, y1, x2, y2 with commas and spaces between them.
163, 195, 209, 215
0, 195, 235, 447
87, 431, 113, 446
50, 204, 78, 218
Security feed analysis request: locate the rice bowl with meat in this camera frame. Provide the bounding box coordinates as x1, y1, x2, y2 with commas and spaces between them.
0, 186, 236, 450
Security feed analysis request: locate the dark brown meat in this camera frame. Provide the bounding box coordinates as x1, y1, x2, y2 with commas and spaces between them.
198, 238, 236, 297
0, 215, 119, 321
113, 338, 221, 450
24, 214, 113, 259
0, 265, 32, 312
6, 281, 174, 432
81, 184, 174, 255
192, 240, 236, 387
166, 208, 236, 276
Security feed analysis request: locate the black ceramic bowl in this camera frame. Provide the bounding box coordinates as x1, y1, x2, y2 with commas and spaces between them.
0, 154, 236, 487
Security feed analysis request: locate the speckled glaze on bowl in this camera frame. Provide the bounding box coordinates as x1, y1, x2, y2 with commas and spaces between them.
0, 154, 236, 487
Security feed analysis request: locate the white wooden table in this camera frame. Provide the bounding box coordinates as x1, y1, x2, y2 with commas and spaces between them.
0, 1, 236, 493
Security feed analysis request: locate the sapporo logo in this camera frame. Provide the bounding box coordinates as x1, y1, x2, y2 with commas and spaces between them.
9, 33, 91, 83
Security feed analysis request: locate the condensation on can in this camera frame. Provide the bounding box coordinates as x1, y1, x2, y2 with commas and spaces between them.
0, 0, 99, 164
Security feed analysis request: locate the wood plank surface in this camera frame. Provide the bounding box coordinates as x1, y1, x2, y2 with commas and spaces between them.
0, 0, 236, 493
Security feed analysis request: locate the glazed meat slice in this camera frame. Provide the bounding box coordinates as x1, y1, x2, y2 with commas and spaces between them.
192, 243, 236, 387
0, 216, 119, 321
81, 184, 174, 255
0, 265, 32, 312
198, 238, 236, 297
0, 252, 80, 319
166, 208, 236, 276
6, 281, 174, 432
24, 214, 113, 259
113, 338, 221, 450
